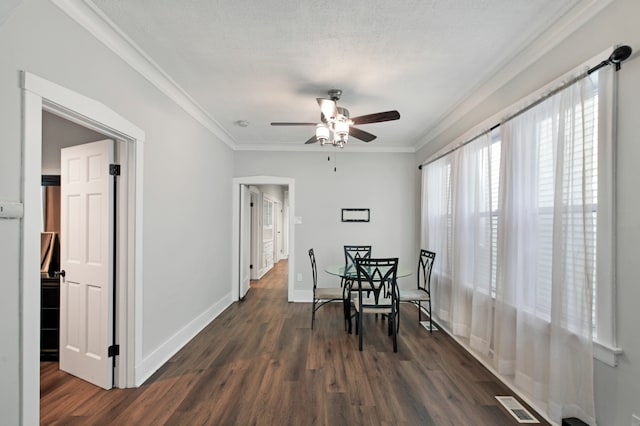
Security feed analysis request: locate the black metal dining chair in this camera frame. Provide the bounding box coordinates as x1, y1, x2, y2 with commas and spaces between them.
398, 249, 436, 332
343, 245, 372, 333
309, 248, 344, 330
352, 257, 399, 352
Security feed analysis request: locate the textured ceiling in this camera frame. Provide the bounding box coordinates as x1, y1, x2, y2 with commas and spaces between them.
91, 0, 582, 150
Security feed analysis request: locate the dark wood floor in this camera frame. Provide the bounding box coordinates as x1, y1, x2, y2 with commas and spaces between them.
41, 260, 548, 425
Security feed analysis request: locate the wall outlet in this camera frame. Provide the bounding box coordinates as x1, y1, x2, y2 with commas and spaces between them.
632, 414, 640, 426
297, 273, 302, 282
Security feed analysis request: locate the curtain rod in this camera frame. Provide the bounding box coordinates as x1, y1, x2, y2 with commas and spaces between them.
418, 45, 632, 170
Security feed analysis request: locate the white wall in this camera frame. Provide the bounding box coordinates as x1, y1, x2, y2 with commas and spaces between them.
0, 1, 234, 422
416, 1, 640, 423
235, 151, 418, 292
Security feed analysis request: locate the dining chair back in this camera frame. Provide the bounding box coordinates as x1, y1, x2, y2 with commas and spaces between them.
353, 257, 399, 352
343, 245, 372, 273
398, 249, 436, 332
309, 248, 344, 330
342, 245, 373, 333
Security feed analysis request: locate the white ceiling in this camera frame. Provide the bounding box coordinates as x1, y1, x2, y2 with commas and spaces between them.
90, 0, 585, 151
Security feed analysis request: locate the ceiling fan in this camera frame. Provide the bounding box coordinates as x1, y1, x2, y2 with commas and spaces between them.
270, 89, 400, 147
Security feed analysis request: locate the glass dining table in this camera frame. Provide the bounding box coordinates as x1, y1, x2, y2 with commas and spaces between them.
325, 264, 413, 280
325, 264, 413, 333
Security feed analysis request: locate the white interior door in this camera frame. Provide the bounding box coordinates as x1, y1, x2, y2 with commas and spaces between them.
282, 192, 289, 257
239, 185, 251, 298
274, 201, 282, 261
60, 139, 114, 389
250, 190, 260, 280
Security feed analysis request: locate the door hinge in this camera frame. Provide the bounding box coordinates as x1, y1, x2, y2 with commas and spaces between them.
109, 164, 121, 176
250, 264, 253, 269
250, 202, 254, 207
108, 344, 120, 357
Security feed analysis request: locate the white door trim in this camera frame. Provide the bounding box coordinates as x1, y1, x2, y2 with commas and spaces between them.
21, 72, 144, 425
232, 177, 295, 302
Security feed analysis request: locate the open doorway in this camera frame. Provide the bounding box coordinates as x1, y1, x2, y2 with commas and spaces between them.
250, 186, 288, 280
232, 177, 296, 302
21, 72, 144, 424
40, 112, 119, 390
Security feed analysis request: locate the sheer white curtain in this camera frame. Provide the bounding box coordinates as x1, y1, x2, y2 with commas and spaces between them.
422, 133, 494, 354
494, 75, 597, 424
450, 134, 494, 354
422, 157, 452, 322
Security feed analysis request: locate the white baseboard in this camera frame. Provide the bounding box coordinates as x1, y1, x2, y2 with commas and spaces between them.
291, 289, 312, 302
134, 293, 233, 386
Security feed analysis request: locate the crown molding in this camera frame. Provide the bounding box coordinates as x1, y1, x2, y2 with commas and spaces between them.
234, 143, 415, 153
50, 0, 237, 150
415, 0, 614, 152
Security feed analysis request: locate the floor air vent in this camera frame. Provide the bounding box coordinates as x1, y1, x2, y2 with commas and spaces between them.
419, 320, 437, 331
495, 396, 539, 423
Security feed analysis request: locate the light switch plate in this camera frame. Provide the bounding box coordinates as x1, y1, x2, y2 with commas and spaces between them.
0, 202, 24, 219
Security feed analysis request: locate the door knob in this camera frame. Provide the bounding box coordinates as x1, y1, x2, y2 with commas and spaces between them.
57, 270, 66, 278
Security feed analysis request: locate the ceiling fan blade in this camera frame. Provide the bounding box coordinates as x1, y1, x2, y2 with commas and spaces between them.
271, 122, 318, 126
317, 98, 338, 120
349, 126, 377, 143
304, 135, 317, 144
351, 110, 400, 125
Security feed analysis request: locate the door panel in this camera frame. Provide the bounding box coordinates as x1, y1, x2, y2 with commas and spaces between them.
60, 139, 114, 389
65, 281, 81, 350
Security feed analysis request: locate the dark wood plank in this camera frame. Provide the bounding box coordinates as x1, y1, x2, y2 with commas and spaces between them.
41, 260, 549, 425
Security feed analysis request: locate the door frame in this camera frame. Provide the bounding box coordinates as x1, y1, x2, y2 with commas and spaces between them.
21, 72, 144, 424
232, 177, 295, 302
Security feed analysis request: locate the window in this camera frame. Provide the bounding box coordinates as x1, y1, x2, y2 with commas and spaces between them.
263, 198, 273, 227
473, 82, 600, 328
423, 64, 617, 361
263, 197, 274, 241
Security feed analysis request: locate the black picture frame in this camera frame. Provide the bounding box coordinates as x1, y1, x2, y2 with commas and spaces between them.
341, 208, 370, 222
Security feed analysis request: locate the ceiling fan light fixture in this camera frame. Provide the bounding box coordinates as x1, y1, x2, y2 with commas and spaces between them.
334, 120, 349, 136
316, 123, 330, 145
333, 119, 349, 146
